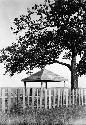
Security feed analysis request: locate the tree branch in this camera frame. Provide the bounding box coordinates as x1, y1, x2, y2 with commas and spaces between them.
53, 60, 71, 71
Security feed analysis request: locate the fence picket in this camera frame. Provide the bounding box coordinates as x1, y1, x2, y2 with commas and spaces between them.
72, 89, 74, 106
79, 89, 81, 105
45, 88, 47, 109
60, 89, 63, 107
66, 89, 68, 107
2, 88, 5, 112
27, 88, 30, 106
32, 88, 35, 109
63, 89, 66, 105
58, 89, 60, 107
8, 88, 11, 112
49, 88, 51, 109
81, 89, 84, 106
40, 88, 43, 109
75, 89, 77, 105
53, 88, 56, 108
69, 89, 71, 106
84, 89, 86, 105
23, 88, 26, 109
37, 88, 39, 109
1, 87, 86, 113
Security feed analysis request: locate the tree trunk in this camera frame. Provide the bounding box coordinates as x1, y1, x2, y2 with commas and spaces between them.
71, 53, 78, 91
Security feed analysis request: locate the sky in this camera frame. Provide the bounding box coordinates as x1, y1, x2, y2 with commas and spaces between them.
0, 0, 86, 88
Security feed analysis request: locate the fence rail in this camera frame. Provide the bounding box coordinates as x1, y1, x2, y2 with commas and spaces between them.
0, 87, 86, 112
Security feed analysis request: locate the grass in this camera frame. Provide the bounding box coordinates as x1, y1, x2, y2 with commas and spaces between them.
0, 105, 86, 125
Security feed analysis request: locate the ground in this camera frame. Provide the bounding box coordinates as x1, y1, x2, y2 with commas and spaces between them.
0, 105, 86, 125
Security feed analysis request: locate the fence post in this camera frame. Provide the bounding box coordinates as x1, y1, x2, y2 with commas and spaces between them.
49, 88, 51, 109
17, 88, 21, 107
65, 89, 68, 107
58, 89, 60, 107
75, 89, 78, 106
2, 88, 5, 113
23, 88, 26, 109
27, 88, 30, 107
37, 88, 39, 109
45, 88, 47, 109
63, 88, 66, 106
83, 89, 84, 105
69, 89, 71, 106
40, 88, 43, 109
60, 89, 63, 107
81, 89, 84, 106
79, 89, 81, 105
72, 89, 74, 106
40, 82, 43, 109
32, 88, 35, 109
8, 88, 11, 112
84, 89, 86, 105
53, 88, 56, 108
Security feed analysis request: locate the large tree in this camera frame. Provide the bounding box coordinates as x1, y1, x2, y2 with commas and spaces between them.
0, 0, 86, 90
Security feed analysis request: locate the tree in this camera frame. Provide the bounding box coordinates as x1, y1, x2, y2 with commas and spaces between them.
0, 0, 86, 90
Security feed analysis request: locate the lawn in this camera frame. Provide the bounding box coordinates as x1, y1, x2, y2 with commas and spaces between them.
0, 105, 86, 125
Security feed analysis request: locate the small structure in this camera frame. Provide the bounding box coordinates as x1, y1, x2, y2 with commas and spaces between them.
21, 69, 68, 109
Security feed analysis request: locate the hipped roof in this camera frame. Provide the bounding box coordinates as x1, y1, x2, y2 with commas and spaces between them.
21, 69, 68, 82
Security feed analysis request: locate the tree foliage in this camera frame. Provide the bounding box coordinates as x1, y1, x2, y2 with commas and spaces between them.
0, 0, 86, 89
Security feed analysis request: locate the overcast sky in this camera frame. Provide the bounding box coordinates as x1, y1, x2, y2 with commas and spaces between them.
0, 0, 86, 88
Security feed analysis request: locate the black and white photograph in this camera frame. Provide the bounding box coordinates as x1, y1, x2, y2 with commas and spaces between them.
0, 0, 86, 124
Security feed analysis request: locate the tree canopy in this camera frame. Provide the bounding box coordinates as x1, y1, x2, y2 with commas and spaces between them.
0, 0, 86, 89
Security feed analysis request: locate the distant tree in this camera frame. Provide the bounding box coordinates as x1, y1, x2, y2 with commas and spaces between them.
0, 0, 86, 90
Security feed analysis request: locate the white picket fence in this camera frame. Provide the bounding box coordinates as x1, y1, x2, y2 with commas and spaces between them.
0, 87, 86, 112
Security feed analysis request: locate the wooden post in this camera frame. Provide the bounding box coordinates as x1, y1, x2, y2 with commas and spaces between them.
24, 81, 26, 97
63, 81, 65, 106
72, 89, 74, 106
69, 89, 71, 106
12, 91, 15, 111
66, 89, 68, 107
75, 89, 77, 105
46, 82, 47, 89
17, 88, 20, 107
60, 89, 62, 107
79, 89, 81, 105
63, 88, 64, 106
8, 88, 11, 112
23, 81, 26, 109
32, 88, 35, 109
45, 87, 47, 109
49, 88, 51, 109
37, 88, 39, 109
40, 82, 43, 109
84, 89, 86, 105
23, 88, 25, 109
81, 89, 83, 106
83, 89, 84, 105
58, 89, 60, 107
0, 88, 1, 97
27, 88, 30, 107
53, 88, 56, 108
2, 88, 5, 113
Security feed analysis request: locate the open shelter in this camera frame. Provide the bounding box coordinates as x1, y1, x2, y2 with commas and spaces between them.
21, 69, 68, 109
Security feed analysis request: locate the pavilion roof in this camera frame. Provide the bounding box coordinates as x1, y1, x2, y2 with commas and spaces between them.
21, 69, 68, 82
